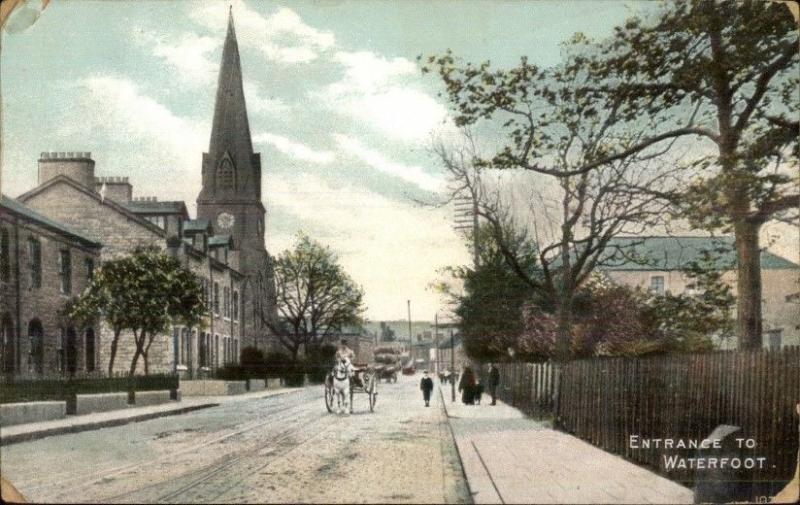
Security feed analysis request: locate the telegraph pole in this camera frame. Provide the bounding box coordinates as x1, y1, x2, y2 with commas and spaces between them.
450, 328, 456, 402
407, 300, 412, 366
434, 313, 438, 375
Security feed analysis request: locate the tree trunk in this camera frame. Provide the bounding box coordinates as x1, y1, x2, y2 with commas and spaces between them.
554, 296, 572, 363
107, 328, 120, 376
129, 348, 142, 376
129, 330, 145, 376
143, 333, 155, 375
734, 219, 763, 349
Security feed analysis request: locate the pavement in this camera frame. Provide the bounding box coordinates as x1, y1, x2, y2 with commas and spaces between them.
440, 386, 695, 504
0, 387, 295, 446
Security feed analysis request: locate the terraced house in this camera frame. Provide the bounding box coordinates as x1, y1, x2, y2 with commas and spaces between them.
1, 12, 281, 378
0, 194, 102, 377
10, 151, 248, 378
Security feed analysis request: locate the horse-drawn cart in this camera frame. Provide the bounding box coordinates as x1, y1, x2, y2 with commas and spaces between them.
325, 363, 377, 414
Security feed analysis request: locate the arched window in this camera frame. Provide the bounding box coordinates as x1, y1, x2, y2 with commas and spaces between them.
0, 227, 10, 283
28, 319, 44, 374
60, 327, 78, 375
1, 314, 15, 374
217, 158, 234, 190
85, 328, 95, 372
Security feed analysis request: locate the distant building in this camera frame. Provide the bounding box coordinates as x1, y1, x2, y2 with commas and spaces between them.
0, 195, 101, 376
598, 236, 800, 349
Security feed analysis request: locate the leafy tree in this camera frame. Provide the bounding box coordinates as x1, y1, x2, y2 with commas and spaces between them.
425, 58, 675, 361
570, 0, 799, 348
438, 224, 539, 361
264, 234, 365, 360
424, 0, 798, 350
70, 248, 205, 375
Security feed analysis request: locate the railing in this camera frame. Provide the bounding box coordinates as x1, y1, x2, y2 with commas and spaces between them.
0, 373, 179, 413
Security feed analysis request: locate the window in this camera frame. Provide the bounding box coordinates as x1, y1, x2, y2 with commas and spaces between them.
767, 329, 782, 350
85, 258, 95, 282
1, 314, 15, 374
145, 215, 166, 229
0, 227, 9, 283
223, 287, 230, 318
217, 158, 234, 190
232, 291, 239, 320
213, 282, 220, 315
198, 332, 207, 367
28, 238, 41, 288
215, 335, 220, 368
28, 319, 43, 374
58, 249, 72, 294
649, 276, 665, 295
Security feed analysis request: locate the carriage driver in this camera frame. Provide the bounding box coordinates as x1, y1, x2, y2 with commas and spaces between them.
334, 339, 362, 387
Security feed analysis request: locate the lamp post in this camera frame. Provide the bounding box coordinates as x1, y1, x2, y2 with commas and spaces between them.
508, 346, 516, 407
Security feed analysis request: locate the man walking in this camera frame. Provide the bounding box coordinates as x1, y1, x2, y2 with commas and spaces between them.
420, 370, 434, 407
488, 363, 500, 406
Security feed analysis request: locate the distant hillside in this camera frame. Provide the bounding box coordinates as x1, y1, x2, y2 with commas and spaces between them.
363, 320, 432, 342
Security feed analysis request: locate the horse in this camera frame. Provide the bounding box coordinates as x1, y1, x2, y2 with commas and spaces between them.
331, 357, 354, 414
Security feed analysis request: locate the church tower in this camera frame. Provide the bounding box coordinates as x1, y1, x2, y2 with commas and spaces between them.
198, 10, 276, 349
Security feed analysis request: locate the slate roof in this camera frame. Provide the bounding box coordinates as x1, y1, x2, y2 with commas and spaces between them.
123, 200, 188, 216
1, 194, 101, 248
208, 234, 232, 247
598, 236, 799, 271
183, 219, 211, 233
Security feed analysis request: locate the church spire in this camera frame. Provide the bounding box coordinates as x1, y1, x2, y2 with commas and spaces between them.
201, 8, 261, 202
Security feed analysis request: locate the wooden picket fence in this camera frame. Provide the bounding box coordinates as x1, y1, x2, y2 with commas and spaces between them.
495, 346, 800, 493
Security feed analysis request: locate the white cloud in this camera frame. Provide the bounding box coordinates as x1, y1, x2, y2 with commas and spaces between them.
134, 30, 219, 86
321, 51, 451, 142
254, 132, 335, 164
59, 75, 207, 207
333, 134, 443, 192
265, 173, 470, 319
191, 2, 334, 64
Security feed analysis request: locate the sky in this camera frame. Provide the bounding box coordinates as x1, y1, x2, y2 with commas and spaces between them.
1, 0, 796, 321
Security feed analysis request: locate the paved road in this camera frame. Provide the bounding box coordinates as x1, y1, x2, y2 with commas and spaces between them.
1, 377, 469, 503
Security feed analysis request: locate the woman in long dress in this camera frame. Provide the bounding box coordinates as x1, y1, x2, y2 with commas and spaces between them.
458, 366, 476, 405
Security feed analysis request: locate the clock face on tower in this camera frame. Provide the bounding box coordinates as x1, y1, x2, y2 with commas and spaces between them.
217, 212, 235, 231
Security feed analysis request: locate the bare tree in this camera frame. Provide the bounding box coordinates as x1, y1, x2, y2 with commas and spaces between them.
430, 65, 678, 361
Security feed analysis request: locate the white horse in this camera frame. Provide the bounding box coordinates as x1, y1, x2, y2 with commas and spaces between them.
331, 357, 354, 414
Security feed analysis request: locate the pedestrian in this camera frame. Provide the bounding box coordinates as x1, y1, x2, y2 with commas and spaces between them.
474, 378, 484, 405
420, 370, 434, 407
458, 366, 476, 405
488, 362, 500, 406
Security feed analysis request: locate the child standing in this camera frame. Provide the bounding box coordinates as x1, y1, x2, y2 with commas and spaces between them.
420, 371, 434, 407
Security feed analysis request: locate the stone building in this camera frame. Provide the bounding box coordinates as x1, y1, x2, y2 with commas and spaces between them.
2, 12, 278, 377
598, 236, 800, 349
14, 152, 248, 377
0, 195, 101, 377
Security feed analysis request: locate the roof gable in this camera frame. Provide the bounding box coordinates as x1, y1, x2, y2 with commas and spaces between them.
1, 194, 101, 248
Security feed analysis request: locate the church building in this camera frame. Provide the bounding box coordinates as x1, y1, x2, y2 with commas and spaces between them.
1, 12, 278, 377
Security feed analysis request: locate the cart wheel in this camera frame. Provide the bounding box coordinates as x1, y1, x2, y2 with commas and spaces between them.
324, 377, 335, 413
